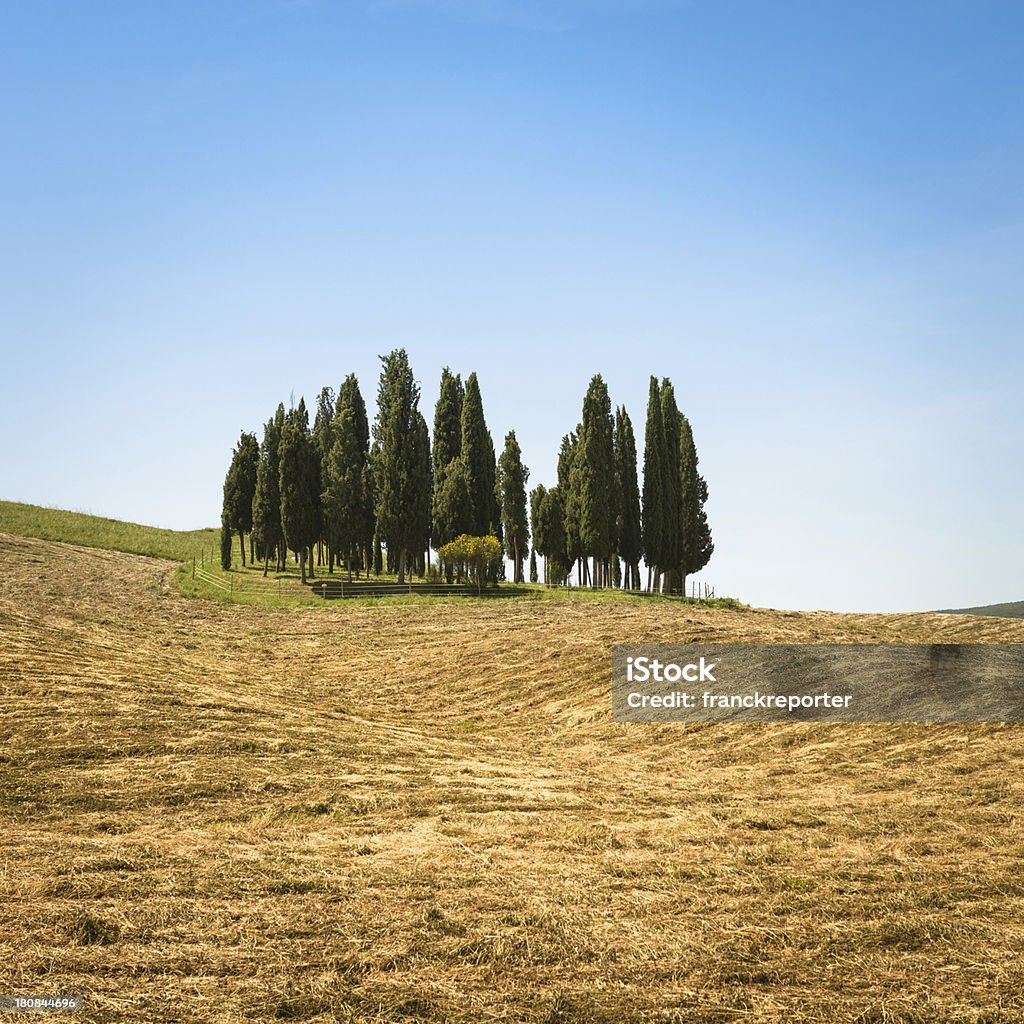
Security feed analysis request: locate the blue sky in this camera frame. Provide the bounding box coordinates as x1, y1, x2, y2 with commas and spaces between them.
2, 1, 1022, 612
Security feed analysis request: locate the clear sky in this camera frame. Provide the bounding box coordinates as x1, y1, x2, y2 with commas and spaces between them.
2, 1, 1022, 613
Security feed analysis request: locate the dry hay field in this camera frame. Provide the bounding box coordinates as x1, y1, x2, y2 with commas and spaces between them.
3, 532, 1024, 1024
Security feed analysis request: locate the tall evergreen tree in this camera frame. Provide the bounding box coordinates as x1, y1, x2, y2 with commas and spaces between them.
539, 485, 569, 585
679, 413, 714, 591
371, 349, 426, 584
222, 431, 259, 568
558, 430, 582, 583
342, 374, 375, 571
641, 377, 665, 592
571, 375, 615, 587
432, 368, 464, 482
529, 483, 547, 582
614, 406, 642, 590
659, 379, 683, 594
497, 430, 529, 583
312, 387, 335, 463
322, 376, 375, 579
460, 373, 499, 537
433, 459, 472, 579
279, 401, 321, 583
219, 511, 233, 571
252, 405, 285, 576
409, 409, 433, 575
311, 387, 335, 566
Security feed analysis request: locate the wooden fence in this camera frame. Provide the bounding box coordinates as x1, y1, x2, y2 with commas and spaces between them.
191, 550, 716, 603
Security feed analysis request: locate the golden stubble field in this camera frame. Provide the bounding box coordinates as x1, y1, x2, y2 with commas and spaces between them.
2, 531, 1024, 1023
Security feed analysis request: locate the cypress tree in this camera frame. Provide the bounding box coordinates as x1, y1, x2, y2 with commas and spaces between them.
371, 349, 425, 584
409, 409, 433, 575
558, 430, 582, 584
614, 406, 642, 590
497, 430, 529, 583
529, 484, 546, 583
341, 374, 375, 574
641, 377, 664, 592
279, 401, 321, 583
433, 369, 464, 482
571, 375, 615, 587
540, 485, 569, 585
311, 387, 335, 566
460, 373, 498, 537
485, 429, 503, 558
433, 459, 472, 580
313, 387, 335, 459
679, 413, 714, 591
322, 376, 375, 580
529, 549, 538, 583
220, 510, 233, 571
252, 405, 285, 576
222, 431, 259, 568
659, 379, 682, 594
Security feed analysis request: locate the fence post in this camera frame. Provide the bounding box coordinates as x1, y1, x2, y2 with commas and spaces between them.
192, 556, 196, 580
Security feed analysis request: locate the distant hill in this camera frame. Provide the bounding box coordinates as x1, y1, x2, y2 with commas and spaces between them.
0, 500, 217, 563
936, 600, 1024, 619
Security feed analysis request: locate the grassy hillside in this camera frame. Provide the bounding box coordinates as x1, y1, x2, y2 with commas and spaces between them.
4, 534, 1024, 1022
0, 499, 217, 562
937, 599, 1024, 618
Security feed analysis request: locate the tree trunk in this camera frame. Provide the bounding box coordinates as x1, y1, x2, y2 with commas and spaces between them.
397, 548, 407, 585
263, 552, 269, 578
299, 548, 307, 584
238, 532, 246, 567
307, 546, 315, 579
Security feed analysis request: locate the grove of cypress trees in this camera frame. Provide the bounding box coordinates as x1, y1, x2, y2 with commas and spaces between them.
371, 349, 425, 584
614, 406, 642, 590
641, 377, 665, 592
497, 430, 530, 583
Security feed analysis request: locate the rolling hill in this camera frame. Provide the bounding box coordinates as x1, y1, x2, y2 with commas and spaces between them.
936, 599, 1024, 619
2, 513, 1024, 1022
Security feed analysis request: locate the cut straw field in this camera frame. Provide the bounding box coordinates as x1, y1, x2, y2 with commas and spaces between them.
2, 530, 1024, 1023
